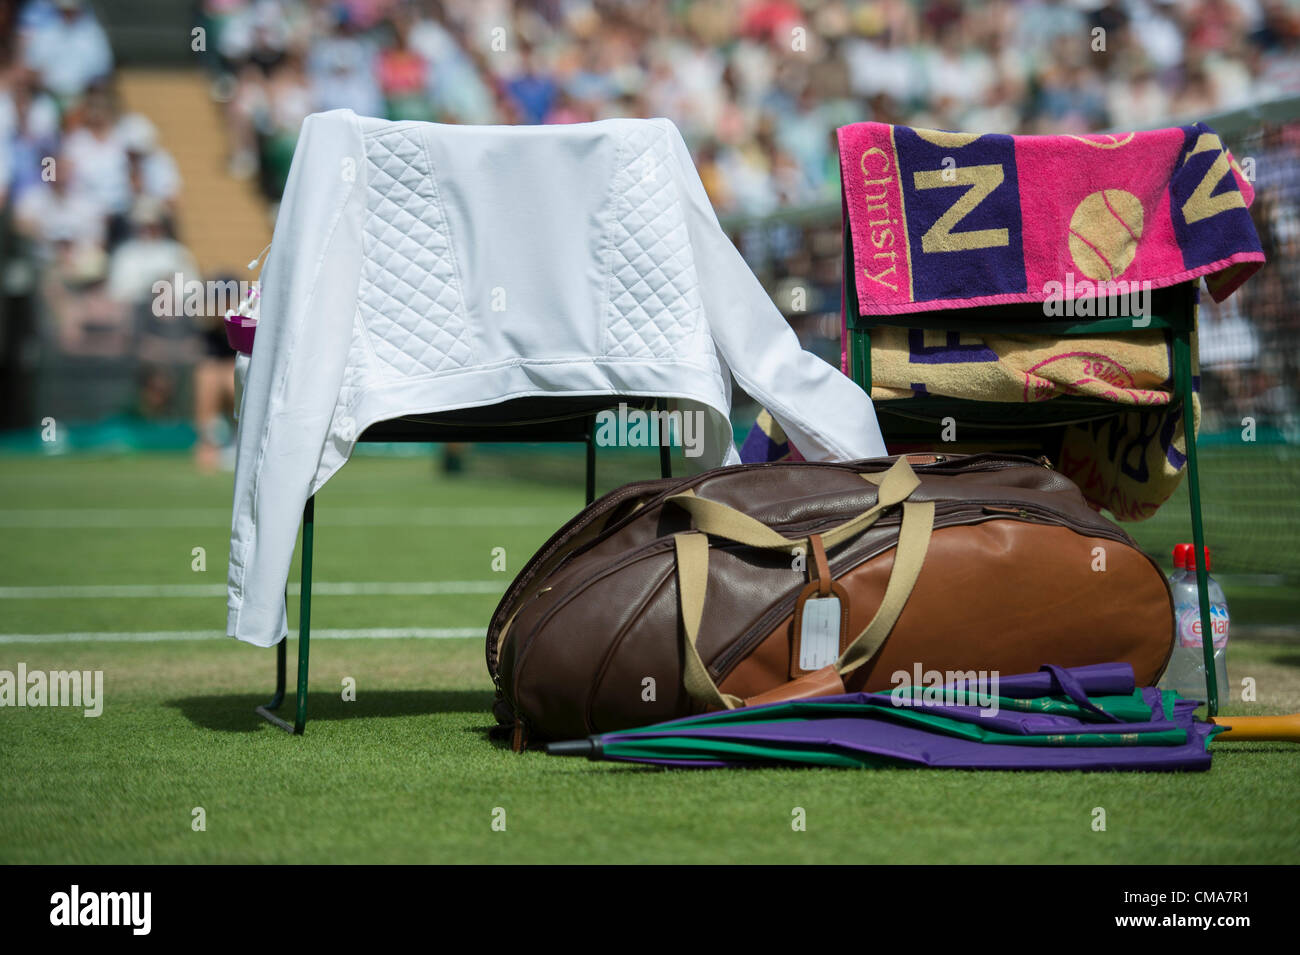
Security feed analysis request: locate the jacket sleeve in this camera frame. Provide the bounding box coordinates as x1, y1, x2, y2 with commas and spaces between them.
666, 124, 887, 463
227, 111, 367, 646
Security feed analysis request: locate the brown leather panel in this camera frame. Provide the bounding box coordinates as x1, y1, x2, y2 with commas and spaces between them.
746, 665, 846, 706
719, 522, 1173, 699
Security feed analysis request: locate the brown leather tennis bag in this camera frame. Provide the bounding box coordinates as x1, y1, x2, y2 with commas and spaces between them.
487, 453, 1174, 747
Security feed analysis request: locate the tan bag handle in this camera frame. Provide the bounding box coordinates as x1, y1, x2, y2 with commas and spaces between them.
665, 457, 920, 552
673, 532, 746, 710
670, 458, 935, 709
835, 498, 934, 675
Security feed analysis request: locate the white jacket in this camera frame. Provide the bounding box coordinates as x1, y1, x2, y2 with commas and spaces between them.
228, 110, 885, 646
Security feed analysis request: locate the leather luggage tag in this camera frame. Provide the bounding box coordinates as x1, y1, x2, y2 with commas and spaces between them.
790, 534, 850, 677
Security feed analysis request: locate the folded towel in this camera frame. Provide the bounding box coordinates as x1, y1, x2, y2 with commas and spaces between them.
864, 326, 1200, 520
742, 322, 1205, 520
739, 409, 805, 464
838, 122, 1263, 317
741, 383, 1197, 521
786, 120, 1267, 520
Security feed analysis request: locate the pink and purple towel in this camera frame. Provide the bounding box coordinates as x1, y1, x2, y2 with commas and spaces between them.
838, 122, 1263, 318
742, 121, 1265, 522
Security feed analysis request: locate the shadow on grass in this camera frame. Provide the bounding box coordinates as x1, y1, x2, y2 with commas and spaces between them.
168, 689, 496, 733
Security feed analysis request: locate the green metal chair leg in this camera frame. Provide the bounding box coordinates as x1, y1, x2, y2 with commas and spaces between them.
656, 398, 672, 479
256, 495, 314, 734
293, 495, 314, 733
584, 401, 671, 502
585, 423, 597, 505
1173, 325, 1219, 715
254, 637, 287, 724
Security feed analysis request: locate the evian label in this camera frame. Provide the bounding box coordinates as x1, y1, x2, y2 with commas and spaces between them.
1177, 604, 1229, 649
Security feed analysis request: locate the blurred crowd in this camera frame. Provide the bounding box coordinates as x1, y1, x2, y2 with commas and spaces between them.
0, 0, 239, 457
200, 0, 1300, 214
197, 0, 1300, 433
2, 0, 1299, 452
2, 0, 206, 359
1196, 118, 1300, 432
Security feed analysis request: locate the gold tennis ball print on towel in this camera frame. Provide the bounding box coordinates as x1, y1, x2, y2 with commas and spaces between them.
1067, 189, 1144, 281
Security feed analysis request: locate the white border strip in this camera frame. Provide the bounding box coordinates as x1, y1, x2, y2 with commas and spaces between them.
2, 624, 1291, 646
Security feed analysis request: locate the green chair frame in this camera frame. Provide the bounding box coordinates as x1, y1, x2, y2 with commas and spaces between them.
256, 398, 673, 734
843, 225, 1220, 714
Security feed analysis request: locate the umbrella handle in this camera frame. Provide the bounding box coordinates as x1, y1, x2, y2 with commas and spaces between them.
546, 738, 601, 757
1209, 713, 1300, 742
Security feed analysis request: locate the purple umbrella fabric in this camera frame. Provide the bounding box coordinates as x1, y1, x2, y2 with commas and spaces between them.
550, 664, 1220, 772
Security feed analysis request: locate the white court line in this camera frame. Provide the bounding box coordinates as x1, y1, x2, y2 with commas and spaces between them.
0, 628, 483, 644
0, 581, 506, 599
0, 505, 573, 529
3, 624, 1289, 646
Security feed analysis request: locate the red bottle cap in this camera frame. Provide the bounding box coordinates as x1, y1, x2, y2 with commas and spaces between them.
1172, 544, 1211, 571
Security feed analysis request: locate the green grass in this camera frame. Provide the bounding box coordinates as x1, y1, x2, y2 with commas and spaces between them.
1119, 441, 1300, 577
1, 451, 1298, 864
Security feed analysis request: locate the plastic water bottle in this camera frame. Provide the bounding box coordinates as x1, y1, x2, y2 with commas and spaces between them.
1159, 544, 1229, 702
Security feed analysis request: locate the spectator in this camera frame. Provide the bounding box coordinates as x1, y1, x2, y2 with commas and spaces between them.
1199, 286, 1262, 428
267, 48, 313, 131
308, 12, 383, 117
225, 60, 269, 178
1170, 58, 1220, 118
62, 85, 132, 235
19, 0, 112, 103
192, 273, 240, 472
106, 197, 200, 309
215, 0, 299, 75
258, 52, 313, 197
1106, 63, 1171, 129
117, 113, 182, 211
0, 66, 61, 204
504, 45, 558, 125
13, 152, 106, 254
377, 10, 431, 120
39, 234, 130, 357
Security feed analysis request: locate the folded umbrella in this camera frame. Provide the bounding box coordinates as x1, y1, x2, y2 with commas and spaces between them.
546, 664, 1224, 771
